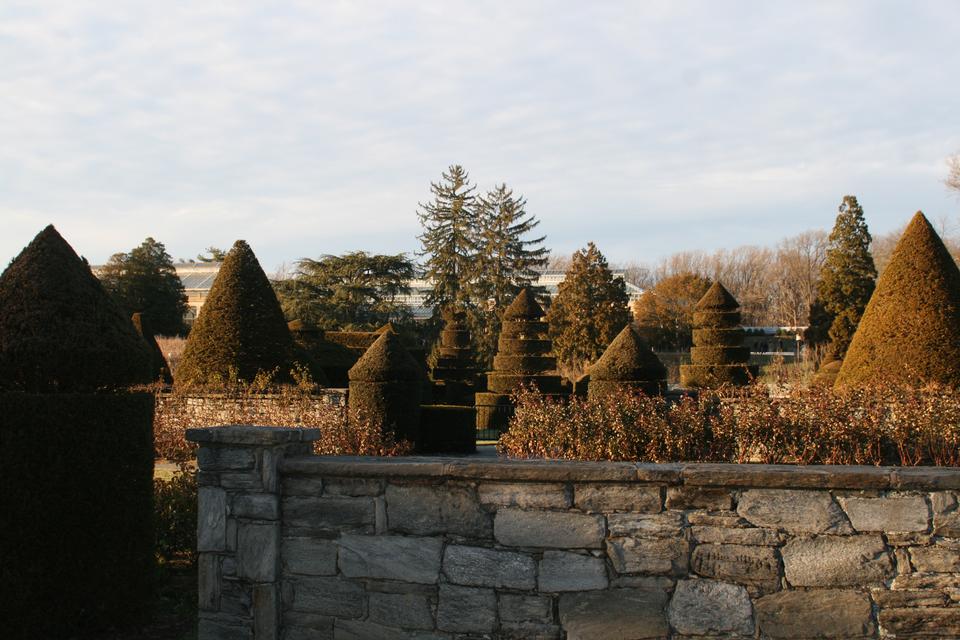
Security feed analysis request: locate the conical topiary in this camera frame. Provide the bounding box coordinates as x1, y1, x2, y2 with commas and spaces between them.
476, 288, 566, 434
836, 211, 960, 387
0, 225, 153, 391
289, 320, 352, 387
680, 282, 756, 388
176, 240, 311, 387
588, 325, 667, 400
132, 312, 172, 384
348, 331, 422, 443
430, 309, 479, 404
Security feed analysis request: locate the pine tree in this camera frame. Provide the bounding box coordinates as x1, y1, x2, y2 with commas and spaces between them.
812, 195, 877, 360
99, 237, 188, 336
545, 242, 631, 374
471, 183, 549, 364
417, 165, 478, 312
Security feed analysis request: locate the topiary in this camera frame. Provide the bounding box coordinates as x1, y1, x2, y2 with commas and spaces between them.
836, 211, 960, 387
289, 320, 353, 387
476, 288, 567, 434
0, 225, 153, 392
430, 309, 479, 404
175, 240, 312, 388
588, 325, 667, 400
348, 331, 422, 443
679, 281, 756, 389
131, 312, 172, 384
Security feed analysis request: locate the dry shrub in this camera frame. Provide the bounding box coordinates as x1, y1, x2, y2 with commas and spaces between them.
499, 383, 959, 466
154, 376, 411, 462
155, 335, 186, 377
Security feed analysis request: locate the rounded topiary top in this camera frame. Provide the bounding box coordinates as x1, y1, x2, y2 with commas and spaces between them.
175, 240, 302, 387
503, 288, 544, 321
590, 325, 666, 382
692, 282, 742, 329
132, 312, 172, 384
349, 331, 423, 382
0, 225, 153, 392
837, 211, 960, 387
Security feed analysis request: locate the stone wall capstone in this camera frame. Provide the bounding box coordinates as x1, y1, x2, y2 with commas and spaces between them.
189, 426, 960, 639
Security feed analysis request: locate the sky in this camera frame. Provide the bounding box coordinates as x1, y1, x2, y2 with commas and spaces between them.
2, 1, 958, 272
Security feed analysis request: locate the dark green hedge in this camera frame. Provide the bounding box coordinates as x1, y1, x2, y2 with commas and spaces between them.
418, 404, 476, 454
0, 391, 155, 638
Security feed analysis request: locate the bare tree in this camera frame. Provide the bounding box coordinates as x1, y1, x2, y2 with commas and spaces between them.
769, 230, 828, 327
946, 151, 960, 195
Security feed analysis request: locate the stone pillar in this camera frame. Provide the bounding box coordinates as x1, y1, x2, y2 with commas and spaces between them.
186, 425, 319, 640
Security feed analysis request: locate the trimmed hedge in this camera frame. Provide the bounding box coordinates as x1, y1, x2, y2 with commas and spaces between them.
588, 324, 666, 400
0, 225, 153, 392
348, 332, 422, 442
837, 211, 960, 387
418, 404, 477, 454
176, 240, 315, 387
680, 282, 755, 389
288, 320, 356, 387
0, 391, 155, 638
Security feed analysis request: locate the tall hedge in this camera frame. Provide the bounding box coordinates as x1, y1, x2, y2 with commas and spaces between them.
348, 331, 422, 443
0, 225, 153, 391
679, 282, 755, 388
0, 226, 155, 637
588, 324, 667, 400
837, 211, 960, 387
176, 240, 313, 387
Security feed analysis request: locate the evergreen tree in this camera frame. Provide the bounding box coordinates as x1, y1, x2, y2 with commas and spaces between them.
99, 237, 188, 336
417, 165, 478, 311
811, 195, 877, 360
197, 246, 227, 262
545, 242, 631, 374
471, 183, 549, 364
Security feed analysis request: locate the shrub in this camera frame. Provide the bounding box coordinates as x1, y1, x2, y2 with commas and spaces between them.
154, 467, 197, 563
288, 320, 356, 387
348, 331, 423, 444
587, 324, 666, 399
837, 211, 960, 387
176, 240, 321, 388
498, 384, 960, 466
680, 282, 756, 388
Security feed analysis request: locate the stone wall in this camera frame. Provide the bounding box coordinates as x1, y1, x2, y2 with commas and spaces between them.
187, 426, 960, 640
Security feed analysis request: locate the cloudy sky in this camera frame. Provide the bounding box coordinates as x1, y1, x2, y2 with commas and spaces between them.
2, 1, 958, 271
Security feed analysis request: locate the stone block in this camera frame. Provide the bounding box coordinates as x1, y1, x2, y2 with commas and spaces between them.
282, 475, 323, 496
367, 592, 435, 630
253, 584, 278, 640
667, 579, 753, 636
686, 511, 750, 527
198, 486, 228, 552
436, 584, 496, 634
879, 607, 960, 636
198, 553, 220, 612
872, 588, 948, 607
499, 593, 554, 624
198, 614, 253, 640
737, 489, 852, 534
690, 544, 779, 590
478, 482, 569, 508
838, 493, 929, 532
495, 509, 605, 548
559, 589, 669, 640
238, 522, 279, 582
322, 477, 383, 497
607, 537, 689, 576
338, 534, 442, 584
222, 472, 264, 492
442, 544, 536, 590
690, 526, 780, 546
891, 572, 960, 590
666, 486, 732, 511
539, 550, 608, 592
283, 496, 375, 533
282, 537, 338, 576
386, 482, 491, 538
283, 611, 334, 640
573, 483, 662, 513
756, 589, 875, 638
198, 446, 256, 471
932, 491, 960, 537
221, 580, 253, 617
607, 512, 683, 537
233, 493, 280, 520
500, 622, 561, 640
286, 577, 363, 617
910, 541, 960, 573
782, 535, 894, 587
333, 619, 449, 640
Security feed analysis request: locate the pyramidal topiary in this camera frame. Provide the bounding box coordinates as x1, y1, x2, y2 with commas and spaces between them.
476, 288, 566, 434
679, 281, 755, 388
430, 309, 478, 404
132, 312, 172, 384
836, 211, 960, 387
175, 240, 306, 387
0, 225, 153, 391
348, 331, 422, 443
588, 325, 667, 399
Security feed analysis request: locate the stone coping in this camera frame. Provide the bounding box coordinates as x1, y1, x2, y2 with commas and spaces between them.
186, 425, 321, 445
281, 456, 960, 490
